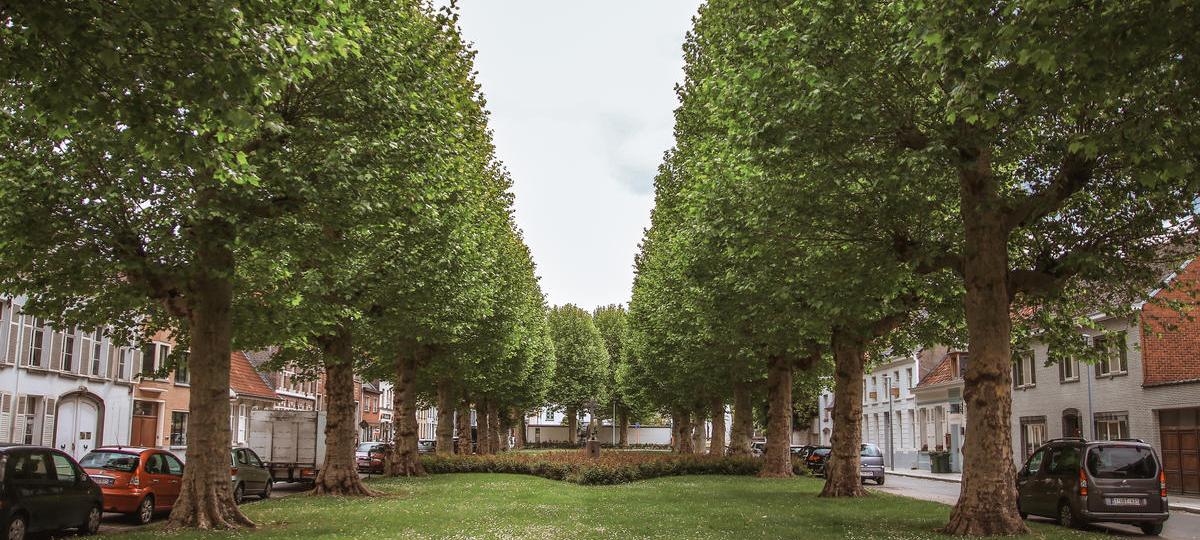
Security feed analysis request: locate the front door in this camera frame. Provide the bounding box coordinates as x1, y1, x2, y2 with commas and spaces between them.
131, 401, 158, 447
1160, 407, 1199, 495
55, 397, 100, 460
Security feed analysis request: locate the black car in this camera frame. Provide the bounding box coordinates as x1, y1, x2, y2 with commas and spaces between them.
792, 445, 817, 460
806, 446, 833, 474
0, 444, 103, 540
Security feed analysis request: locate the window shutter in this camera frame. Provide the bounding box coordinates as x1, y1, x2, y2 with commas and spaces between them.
1029, 355, 1036, 385
41, 398, 55, 447
1118, 333, 1129, 372
1, 312, 16, 366
133, 349, 143, 378
1058, 359, 1065, 381
107, 344, 117, 380
49, 332, 63, 371
0, 393, 11, 443
13, 396, 27, 444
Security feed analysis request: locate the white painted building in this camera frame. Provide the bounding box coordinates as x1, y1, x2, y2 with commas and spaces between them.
0, 297, 138, 459
819, 347, 948, 470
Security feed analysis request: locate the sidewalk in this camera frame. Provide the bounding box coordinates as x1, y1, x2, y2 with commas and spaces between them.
888, 468, 1200, 515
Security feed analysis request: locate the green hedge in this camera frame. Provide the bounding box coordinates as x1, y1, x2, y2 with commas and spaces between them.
419, 452, 810, 485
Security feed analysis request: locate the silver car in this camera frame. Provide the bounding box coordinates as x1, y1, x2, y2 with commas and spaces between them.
860, 443, 886, 485
230, 447, 272, 504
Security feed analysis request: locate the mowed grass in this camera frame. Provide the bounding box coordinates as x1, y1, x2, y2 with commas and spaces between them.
106, 474, 1107, 540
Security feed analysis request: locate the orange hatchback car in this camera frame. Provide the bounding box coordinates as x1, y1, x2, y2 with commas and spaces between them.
79, 447, 184, 524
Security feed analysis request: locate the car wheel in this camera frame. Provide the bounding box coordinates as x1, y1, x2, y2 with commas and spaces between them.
6, 514, 26, 540
875, 477, 885, 486
260, 479, 273, 500
1139, 522, 1163, 536
133, 495, 155, 525
1057, 501, 1079, 529
233, 483, 245, 505
80, 505, 102, 535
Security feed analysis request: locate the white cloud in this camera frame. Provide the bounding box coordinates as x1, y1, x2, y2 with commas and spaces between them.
447, 0, 702, 309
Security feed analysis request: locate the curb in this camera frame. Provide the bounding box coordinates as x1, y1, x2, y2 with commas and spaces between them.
887, 470, 1200, 515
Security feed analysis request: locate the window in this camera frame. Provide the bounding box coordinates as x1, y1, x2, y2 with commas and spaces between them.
1057, 355, 1079, 383
8, 451, 52, 480
174, 354, 189, 384
145, 453, 166, 474
78, 331, 94, 374
1024, 448, 1046, 476
61, 334, 75, 372
24, 318, 46, 368
1045, 446, 1081, 476
171, 411, 188, 446
90, 330, 103, 376
51, 453, 78, 483
164, 454, 184, 475
1094, 333, 1128, 377
117, 348, 134, 381
1094, 412, 1129, 440
1013, 351, 1036, 389
1020, 417, 1047, 459
1087, 445, 1157, 479
142, 342, 169, 378
905, 367, 913, 389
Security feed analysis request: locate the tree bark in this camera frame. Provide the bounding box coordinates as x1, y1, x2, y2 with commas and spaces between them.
692, 409, 706, 454
617, 407, 629, 448
565, 406, 578, 447
435, 379, 455, 456
761, 355, 793, 477
513, 410, 528, 448
729, 381, 753, 456
944, 148, 1027, 535
455, 398, 472, 455
487, 401, 502, 453
709, 398, 726, 455
477, 399, 492, 455
820, 330, 867, 497
675, 409, 695, 454
387, 349, 424, 476
165, 221, 253, 529
312, 326, 379, 496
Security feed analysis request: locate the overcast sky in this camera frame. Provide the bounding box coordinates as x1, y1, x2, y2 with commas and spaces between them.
447, 1, 703, 310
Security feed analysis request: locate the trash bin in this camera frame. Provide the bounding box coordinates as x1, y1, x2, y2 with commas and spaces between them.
931, 452, 950, 473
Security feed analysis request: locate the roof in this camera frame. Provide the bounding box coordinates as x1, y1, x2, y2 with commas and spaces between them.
914, 352, 965, 389
362, 381, 381, 394
242, 348, 278, 390
230, 351, 279, 401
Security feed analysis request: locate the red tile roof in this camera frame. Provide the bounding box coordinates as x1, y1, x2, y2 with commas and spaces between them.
230, 351, 279, 401
915, 352, 964, 388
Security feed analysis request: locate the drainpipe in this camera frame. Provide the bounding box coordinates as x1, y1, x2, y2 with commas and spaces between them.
1085, 362, 1094, 439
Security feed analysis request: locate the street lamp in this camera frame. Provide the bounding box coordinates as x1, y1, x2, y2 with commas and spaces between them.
883, 374, 895, 471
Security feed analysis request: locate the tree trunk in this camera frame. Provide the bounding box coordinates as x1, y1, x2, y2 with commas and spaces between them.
709, 398, 726, 455
477, 399, 492, 455
729, 381, 753, 456
617, 407, 629, 448
313, 326, 379, 496
165, 223, 253, 529
514, 409, 527, 449
387, 350, 424, 476
820, 330, 867, 497
435, 379, 455, 456
944, 151, 1027, 535
761, 355, 793, 477
455, 398, 472, 455
487, 401, 502, 453
675, 409, 695, 454
565, 406, 578, 447
692, 409, 706, 454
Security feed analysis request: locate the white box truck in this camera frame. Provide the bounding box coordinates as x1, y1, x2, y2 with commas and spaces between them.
247, 409, 326, 483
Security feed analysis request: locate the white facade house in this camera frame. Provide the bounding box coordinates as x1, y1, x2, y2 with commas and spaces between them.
0, 297, 138, 459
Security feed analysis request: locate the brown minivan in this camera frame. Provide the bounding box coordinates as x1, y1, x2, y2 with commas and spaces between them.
1016, 438, 1169, 536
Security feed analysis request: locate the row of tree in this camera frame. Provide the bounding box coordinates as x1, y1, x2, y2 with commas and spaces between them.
0, 0, 558, 530
629, 0, 1197, 537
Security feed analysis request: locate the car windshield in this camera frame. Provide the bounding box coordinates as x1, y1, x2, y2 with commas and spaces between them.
357, 443, 378, 452
79, 451, 139, 472
1087, 446, 1157, 479
861, 444, 883, 457
813, 448, 831, 456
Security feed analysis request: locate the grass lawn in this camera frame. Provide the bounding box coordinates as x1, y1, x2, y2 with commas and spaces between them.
108, 474, 1108, 539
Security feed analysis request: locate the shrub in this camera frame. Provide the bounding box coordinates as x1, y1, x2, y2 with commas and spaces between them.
419, 451, 811, 485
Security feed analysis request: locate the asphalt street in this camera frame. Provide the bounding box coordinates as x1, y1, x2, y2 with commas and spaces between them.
871, 474, 1200, 540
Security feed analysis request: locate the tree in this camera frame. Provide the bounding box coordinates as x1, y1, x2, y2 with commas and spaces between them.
0, 0, 355, 528
546, 305, 609, 444
593, 304, 633, 445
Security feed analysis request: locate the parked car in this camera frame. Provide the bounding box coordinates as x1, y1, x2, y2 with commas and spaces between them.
230, 447, 273, 504
417, 440, 437, 454
806, 446, 832, 475
792, 445, 817, 460
1016, 438, 1168, 535
80, 447, 184, 524
750, 441, 767, 456
860, 443, 885, 485
356, 443, 391, 474
0, 444, 103, 540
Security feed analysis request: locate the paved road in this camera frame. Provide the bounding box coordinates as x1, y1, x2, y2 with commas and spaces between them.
97, 481, 312, 534
872, 474, 1200, 540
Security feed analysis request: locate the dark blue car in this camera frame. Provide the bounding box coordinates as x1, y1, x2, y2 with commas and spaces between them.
0, 444, 103, 540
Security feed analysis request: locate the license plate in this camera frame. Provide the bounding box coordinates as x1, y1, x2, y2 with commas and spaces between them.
95, 477, 114, 486
1107, 497, 1145, 507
